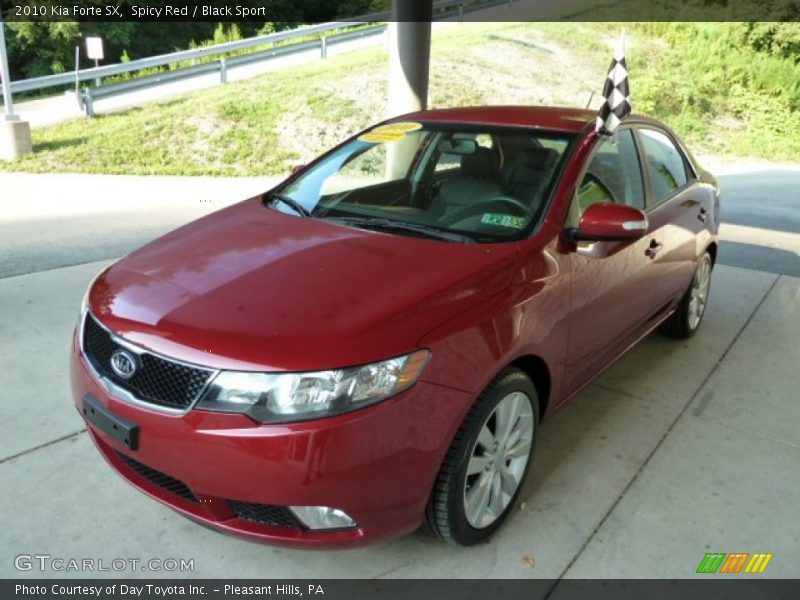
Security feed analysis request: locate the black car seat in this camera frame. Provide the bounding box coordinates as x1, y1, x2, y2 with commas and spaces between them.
502, 148, 559, 208
436, 148, 503, 213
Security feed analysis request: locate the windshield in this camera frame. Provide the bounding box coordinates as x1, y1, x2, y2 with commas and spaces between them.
271, 122, 574, 243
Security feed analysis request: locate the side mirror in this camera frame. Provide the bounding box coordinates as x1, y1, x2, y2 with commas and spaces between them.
572, 202, 648, 242
291, 164, 306, 175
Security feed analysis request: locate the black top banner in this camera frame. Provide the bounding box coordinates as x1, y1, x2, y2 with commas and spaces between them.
1, 0, 799, 22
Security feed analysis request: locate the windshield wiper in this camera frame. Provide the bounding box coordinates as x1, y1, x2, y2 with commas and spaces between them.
330, 217, 475, 244
263, 192, 313, 218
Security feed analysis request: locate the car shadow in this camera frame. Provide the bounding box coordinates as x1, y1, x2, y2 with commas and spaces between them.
718, 241, 800, 277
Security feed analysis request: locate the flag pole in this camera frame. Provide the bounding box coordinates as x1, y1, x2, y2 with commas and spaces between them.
594, 29, 632, 137
612, 30, 624, 144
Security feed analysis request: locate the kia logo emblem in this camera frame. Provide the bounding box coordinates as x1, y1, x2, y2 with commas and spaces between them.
110, 349, 137, 379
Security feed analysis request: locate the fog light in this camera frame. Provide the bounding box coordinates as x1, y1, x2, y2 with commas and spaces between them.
290, 506, 356, 530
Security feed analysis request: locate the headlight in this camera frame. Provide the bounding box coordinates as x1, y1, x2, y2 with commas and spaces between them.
196, 350, 430, 423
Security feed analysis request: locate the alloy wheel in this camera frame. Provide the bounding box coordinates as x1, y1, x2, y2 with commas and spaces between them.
463, 391, 534, 529
688, 255, 712, 330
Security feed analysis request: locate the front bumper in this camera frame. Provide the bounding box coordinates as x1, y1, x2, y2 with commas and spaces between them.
70, 332, 474, 548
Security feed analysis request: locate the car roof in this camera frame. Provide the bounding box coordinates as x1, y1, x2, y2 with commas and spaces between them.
395, 106, 654, 134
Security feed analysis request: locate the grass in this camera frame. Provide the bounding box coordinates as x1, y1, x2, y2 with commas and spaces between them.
4, 22, 799, 176
628, 22, 800, 161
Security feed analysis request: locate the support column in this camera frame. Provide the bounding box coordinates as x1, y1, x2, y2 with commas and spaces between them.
387, 2, 432, 118
386, 2, 432, 178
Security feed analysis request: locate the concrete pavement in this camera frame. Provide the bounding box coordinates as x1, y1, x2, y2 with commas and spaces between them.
1, 261, 796, 579
1, 167, 798, 579
566, 274, 800, 578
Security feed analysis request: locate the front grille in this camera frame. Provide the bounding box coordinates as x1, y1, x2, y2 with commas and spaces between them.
115, 451, 198, 503
228, 501, 299, 528
83, 313, 213, 410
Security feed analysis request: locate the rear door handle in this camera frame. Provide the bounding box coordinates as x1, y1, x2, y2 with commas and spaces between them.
645, 239, 663, 259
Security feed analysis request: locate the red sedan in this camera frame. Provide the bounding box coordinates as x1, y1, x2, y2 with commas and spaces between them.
72, 106, 719, 547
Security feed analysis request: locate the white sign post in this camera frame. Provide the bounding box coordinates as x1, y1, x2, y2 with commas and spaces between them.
86, 36, 104, 86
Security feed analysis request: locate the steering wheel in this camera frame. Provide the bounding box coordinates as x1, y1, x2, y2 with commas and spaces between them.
483, 195, 533, 216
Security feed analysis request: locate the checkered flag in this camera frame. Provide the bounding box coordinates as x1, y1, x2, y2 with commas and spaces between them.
596, 36, 631, 135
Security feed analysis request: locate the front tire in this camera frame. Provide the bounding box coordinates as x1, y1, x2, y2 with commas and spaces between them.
426, 368, 539, 545
660, 252, 713, 339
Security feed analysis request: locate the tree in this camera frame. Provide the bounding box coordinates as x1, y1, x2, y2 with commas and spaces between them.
6, 22, 80, 78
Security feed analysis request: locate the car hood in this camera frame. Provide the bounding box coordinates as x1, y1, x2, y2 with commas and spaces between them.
89, 198, 519, 371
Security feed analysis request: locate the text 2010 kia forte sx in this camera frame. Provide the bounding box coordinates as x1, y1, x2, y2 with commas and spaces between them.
72, 107, 719, 547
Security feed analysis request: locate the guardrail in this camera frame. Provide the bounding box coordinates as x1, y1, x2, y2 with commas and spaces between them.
81, 24, 388, 116
2, 0, 515, 116
2, 21, 361, 96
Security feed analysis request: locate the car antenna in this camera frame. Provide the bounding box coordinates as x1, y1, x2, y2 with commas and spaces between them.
585, 91, 595, 109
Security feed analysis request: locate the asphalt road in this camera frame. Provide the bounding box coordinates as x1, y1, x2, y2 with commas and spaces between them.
0, 173, 280, 279
715, 169, 800, 276
722, 170, 800, 234
1, 168, 798, 280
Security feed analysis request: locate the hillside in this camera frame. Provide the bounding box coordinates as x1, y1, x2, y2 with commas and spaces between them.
3, 22, 799, 176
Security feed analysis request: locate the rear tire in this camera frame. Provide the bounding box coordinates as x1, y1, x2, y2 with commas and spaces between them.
426, 368, 540, 545
660, 252, 713, 339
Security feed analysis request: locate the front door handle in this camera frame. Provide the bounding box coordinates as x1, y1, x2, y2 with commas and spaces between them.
645, 239, 663, 259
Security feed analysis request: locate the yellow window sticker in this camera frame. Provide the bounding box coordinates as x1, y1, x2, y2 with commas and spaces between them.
358, 131, 407, 144
374, 121, 423, 134
357, 122, 423, 143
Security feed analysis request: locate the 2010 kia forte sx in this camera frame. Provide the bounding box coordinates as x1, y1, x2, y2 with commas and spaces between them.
72, 106, 719, 547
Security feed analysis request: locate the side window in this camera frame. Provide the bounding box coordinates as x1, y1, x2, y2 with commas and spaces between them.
639, 128, 689, 205
575, 129, 644, 214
